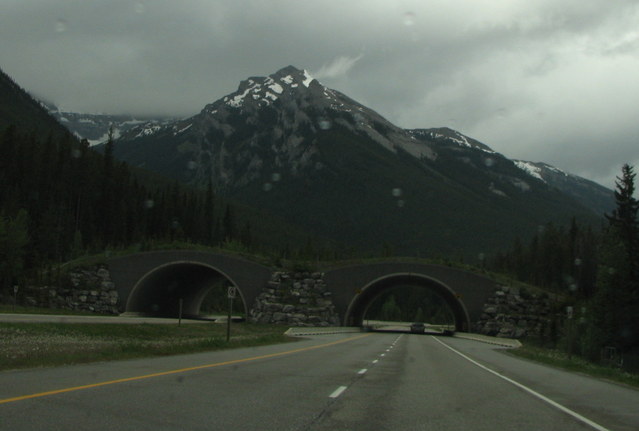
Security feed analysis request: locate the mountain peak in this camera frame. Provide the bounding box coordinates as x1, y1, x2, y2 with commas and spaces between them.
218, 65, 319, 110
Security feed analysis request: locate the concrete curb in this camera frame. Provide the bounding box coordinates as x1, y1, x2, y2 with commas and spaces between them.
285, 327, 362, 336
454, 332, 522, 348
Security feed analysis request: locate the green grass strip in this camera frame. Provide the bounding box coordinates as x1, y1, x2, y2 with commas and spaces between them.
506, 343, 639, 389
0, 322, 294, 371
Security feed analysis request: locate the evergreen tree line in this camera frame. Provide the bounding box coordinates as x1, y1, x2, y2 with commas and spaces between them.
488, 218, 599, 298
488, 164, 639, 363
0, 125, 248, 292
365, 286, 454, 324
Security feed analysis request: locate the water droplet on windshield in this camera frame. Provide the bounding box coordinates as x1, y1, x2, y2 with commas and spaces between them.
187, 160, 197, 170
403, 12, 416, 26
397, 200, 405, 208
143, 199, 154, 209
318, 118, 332, 130
484, 157, 495, 168
392, 188, 403, 197
263, 183, 273, 192
71, 149, 81, 159
271, 173, 281, 182
55, 19, 68, 33
134, 2, 146, 14
496, 108, 508, 119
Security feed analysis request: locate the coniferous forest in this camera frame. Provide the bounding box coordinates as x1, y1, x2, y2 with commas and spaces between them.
0, 124, 276, 292
487, 165, 639, 364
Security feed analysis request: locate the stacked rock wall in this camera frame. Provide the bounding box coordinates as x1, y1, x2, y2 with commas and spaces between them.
249, 271, 340, 326
474, 285, 559, 338
12, 265, 119, 314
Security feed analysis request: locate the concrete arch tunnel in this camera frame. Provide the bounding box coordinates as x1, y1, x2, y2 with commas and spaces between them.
125, 262, 244, 318
107, 250, 273, 319
343, 273, 471, 332
107, 251, 500, 330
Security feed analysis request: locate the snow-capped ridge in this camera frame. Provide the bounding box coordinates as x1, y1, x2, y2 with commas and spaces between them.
221, 66, 320, 109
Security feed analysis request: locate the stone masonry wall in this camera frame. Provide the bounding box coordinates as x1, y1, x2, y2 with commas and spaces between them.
12, 265, 119, 314
249, 271, 340, 326
474, 284, 559, 338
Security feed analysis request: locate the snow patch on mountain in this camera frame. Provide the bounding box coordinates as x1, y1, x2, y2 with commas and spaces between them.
302, 70, 314, 87
515, 161, 545, 182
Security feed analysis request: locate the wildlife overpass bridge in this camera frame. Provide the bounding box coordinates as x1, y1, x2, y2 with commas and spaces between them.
107, 250, 500, 332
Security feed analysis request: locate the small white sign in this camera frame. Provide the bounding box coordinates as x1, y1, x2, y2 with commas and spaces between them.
227, 286, 237, 299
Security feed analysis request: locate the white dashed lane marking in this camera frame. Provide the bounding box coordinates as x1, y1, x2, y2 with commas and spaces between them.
329, 386, 348, 398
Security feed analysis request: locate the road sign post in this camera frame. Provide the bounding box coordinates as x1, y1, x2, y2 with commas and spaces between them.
226, 286, 237, 342
13, 286, 19, 311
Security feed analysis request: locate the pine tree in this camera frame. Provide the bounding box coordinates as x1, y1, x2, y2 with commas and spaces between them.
588, 164, 639, 356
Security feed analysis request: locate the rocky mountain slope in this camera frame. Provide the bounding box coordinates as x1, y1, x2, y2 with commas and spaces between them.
106, 65, 612, 259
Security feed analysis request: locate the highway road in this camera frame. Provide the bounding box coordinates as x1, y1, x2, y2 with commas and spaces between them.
1, 332, 638, 430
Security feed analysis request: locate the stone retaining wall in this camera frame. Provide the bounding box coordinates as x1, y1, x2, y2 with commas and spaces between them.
10, 265, 120, 314
249, 271, 340, 326
473, 284, 559, 338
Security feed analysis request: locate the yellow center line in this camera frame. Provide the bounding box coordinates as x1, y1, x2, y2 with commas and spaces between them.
0, 333, 371, 405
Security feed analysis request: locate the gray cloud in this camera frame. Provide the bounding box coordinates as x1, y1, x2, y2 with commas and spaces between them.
1, 0, 638, 189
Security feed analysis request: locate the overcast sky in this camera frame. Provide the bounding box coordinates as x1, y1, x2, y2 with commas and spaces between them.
1, 0, 638, 189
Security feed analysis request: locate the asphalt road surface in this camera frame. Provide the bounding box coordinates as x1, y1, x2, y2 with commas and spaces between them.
1, 333, 637, 431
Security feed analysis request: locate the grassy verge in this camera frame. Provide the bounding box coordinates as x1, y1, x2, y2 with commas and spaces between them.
507, 343, 639, 388
0, 322, 295, 371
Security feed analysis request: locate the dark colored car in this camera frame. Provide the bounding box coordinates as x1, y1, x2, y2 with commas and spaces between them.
410, 322, 425, 333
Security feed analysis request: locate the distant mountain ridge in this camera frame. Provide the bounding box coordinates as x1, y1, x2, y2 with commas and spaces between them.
102, 65, 612, 259
41, 101, 174, 146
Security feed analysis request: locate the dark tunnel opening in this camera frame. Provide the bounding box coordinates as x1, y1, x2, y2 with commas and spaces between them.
125, 262, 245, 319
344, 273, 470, 332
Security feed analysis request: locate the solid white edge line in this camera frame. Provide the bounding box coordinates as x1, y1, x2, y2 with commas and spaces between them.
358, 368, 368, 375
432, 337, 611, 431
329, 386, 348, 398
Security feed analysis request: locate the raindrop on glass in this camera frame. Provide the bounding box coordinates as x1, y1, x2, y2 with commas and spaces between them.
271, 173, 281, 182
397, 200, 405, 208
71, 148, 81, 159
263, 183, 273, 192
392, 188, 403, 197
55, 19, 68, 33
134, 2, 146, 14
574, 258, 582, 266
143, 199, 155, 209
403, 12, 416, 26
484, 157, 495, 168
318, 118, 332, 130
187, 160, 198, 170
